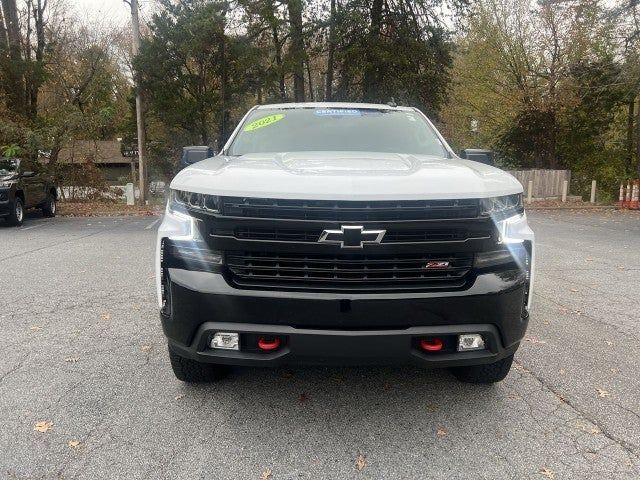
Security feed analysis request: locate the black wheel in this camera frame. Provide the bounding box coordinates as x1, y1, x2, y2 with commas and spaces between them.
168, 347, 230, 382
450, 354, 514, 384
42, 194, 56, 217
7, 197, 24, 226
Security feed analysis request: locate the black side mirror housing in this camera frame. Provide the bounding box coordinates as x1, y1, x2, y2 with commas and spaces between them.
180, 146, 215, 169
460, 149, 495, 167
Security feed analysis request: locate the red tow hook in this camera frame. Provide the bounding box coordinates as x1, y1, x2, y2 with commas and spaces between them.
257, 337, 281, 351
420, 338, 444, 352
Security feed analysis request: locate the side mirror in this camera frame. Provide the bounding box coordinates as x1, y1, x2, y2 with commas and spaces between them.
459, 149, 495, 167
180, 146, 215, 168
22, 170, 35, 177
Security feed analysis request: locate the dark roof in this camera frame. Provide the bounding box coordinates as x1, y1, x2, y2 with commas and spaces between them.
56, 140, 130, 164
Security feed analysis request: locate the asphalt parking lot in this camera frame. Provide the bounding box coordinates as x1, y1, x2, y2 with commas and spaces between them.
1, 209, 639, 479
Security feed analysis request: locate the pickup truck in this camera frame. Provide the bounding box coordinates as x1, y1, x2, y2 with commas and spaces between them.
156, 103, 534, 384
0, 158, 57, 226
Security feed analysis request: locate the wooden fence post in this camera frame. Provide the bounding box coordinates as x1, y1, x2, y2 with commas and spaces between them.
561, 180, 568, 202
590, 180, 596, 204
527, 180, 533, 204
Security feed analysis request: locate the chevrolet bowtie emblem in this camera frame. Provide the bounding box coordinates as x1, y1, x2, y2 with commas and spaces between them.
318, 225, 386, 249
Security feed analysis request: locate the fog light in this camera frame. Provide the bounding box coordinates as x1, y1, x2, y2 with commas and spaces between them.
458, 334, 485, 351
210, 332, 239, 350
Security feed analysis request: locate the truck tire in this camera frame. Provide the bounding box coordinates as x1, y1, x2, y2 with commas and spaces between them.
450, 354, 514, 384
42, 194, 56, 217
7, 197, 24, 226
168, 347, 229, 382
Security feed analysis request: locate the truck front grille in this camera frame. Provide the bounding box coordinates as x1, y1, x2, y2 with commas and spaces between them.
233, 226, 488, 243
195, 196, 500, 292
226, 252, 473, 292
222, 197, 480, 221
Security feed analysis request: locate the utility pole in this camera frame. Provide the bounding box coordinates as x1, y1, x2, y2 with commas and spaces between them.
125, 0, 148, 205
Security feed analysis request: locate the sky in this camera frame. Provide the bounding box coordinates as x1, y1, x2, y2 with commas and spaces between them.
67, 0, 154, 26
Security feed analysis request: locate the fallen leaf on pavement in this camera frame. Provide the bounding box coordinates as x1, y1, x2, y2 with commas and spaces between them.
174, 393, 185, 400
596, 388, 610, 397
100, 313, 111, 321
605, 341, 613, 346
540, 467, 555, 479
34, 421, 53, 433
525, 337, 546, 344
29, 326, 42, 331
425, 403, 439, 412
355, 454, 366, 471
64, 357, 79, 363
437, 427, 447, 437
575, 421, 600, 435
141, 345, 152, 353
260, 467, 272, 480
570, 288, 578, 292
68, 440, 80, 448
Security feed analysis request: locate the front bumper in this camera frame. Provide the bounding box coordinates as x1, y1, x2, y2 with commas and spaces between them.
162, 268, 528, 368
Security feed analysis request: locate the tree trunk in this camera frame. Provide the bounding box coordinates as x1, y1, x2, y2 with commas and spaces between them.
26, 0, 46, 119
325, 0, 336, 101
271, 22, 285, 100
287, 0, 305, 102
636, 95, 640, 177
218, 30, 227, 147
0, 7, 8, 48
1, 0, 26, 115
627, 98, 635, 176
306, 58, 314, 100
363, 0, 383, 102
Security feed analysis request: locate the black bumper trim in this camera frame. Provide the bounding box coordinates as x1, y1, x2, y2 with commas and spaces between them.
168, 321, 519, 368
161, 268, 529, 367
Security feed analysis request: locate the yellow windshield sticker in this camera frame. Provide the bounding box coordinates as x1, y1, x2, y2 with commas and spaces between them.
244, 114, 285, 132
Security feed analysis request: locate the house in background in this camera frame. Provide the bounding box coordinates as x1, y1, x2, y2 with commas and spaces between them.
56, 140, 135, 184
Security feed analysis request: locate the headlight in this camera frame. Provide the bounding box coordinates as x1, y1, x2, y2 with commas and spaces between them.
170, 189, 220, 214
480, 194, 523, 217
475, 243, 528, 269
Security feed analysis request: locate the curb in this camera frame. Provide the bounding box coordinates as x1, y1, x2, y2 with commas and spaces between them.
527, 205, 617, 211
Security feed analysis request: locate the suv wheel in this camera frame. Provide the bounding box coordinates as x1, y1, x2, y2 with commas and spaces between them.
7, 197, 24, 226
42, 194, 56, 217
168, 347, 230, 382
450, 354, 514, 384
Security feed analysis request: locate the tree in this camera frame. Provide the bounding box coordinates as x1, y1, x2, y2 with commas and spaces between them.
325, 0, 469, 117
0, 0, 27, 116
441, 0, 637, 198
287, 0, 306, 101
136, 0, 266, 149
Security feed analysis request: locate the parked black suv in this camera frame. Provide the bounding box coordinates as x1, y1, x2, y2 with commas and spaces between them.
0, 158, 58, 226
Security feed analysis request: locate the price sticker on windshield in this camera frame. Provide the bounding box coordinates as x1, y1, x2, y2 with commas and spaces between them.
244, 114, 285, 132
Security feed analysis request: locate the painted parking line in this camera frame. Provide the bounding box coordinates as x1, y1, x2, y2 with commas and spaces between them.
20, 223, 46, 231
145, 218, 161, 230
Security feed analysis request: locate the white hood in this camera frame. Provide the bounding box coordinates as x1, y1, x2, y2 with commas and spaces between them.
170, 151, 523, 201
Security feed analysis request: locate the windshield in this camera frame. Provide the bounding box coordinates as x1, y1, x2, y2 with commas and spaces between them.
0, 159, 18, 176
227, 107, 448, 157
